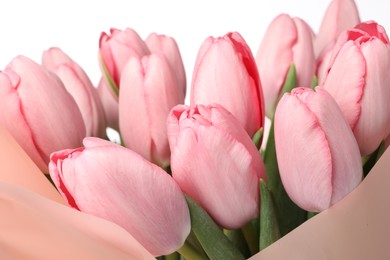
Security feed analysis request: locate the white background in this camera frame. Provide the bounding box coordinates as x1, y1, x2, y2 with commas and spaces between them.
0, 0, 389, 104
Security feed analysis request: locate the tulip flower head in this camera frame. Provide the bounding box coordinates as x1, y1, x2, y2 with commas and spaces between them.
49, 137, 190, 256
255, 14, 316, 118
0, 56, 85, 172
168, 104, 266, 229
275, 87, 362, 212
322, 21, 390, 156
42, 47, 106, 138
191, 32, 264, 138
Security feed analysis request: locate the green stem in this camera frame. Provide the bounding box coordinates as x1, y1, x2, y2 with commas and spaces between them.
307, 211, 318, 220
177, 241, 204, 260
241, 221, 259, 255
224, 229, 250, 258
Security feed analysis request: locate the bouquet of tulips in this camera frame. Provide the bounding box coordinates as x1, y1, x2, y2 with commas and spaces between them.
0, 0, 389, 259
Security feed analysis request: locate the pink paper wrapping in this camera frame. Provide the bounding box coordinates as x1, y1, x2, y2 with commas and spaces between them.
252, 147, 390, 259
0, 126, 154, 259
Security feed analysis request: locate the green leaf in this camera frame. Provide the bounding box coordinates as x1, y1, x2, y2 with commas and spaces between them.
311, 75, 318, 90
259, 179, 280, 250
263, 64, 307, 236
185, 196, 245, 260
252, 127, 263, 150
99, 54, 119, 97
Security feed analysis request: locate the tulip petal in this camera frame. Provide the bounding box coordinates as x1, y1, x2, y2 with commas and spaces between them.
275, 92, 332, 212
191, 38, 261, 137
145, 33, 186, 100
0, 74, 47, 170
97, 78, 119, 131
256, 14, 296, 117
5, 57, 86, 166
171, 123, 259, 229
314, 0, 360, 59
50, 138, 190, 256
305, 87, 362, 205
292, 18, 316, 89
354, 39, 390, 155
119, 57, 153, 161
323, 41, 365, 129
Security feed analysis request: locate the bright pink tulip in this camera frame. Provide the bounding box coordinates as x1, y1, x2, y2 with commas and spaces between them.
119, 54, 183, 167
49, 137, 190, 256
255, 14, 316, 118
145, 33, 186, 100
191, 32, 264, 138
0, 56, 85, 172
97, 78, 119, 131
99, 28, 150, 92
42, 47, 106, 138
275, 87, 362, 212
168, 104, 266, 229
322, 21, 390, 156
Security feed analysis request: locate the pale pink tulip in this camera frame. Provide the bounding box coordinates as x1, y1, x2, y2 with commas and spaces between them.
315, 0, 360, 60
99, 28, 150, 92
0, 182, 154, 259
191, 32, 264, 138
0, 56, 85, 172
145, 33, 186, 100
255, 14, 315, 118
49, 137, 190, 256
97, 78, 119, 131
316, 0, 360, 84
119, 54, 183, 167
42, 47, 106, 137
275, 87, 362, 212
168, 104, 266, 229
322, 21, 390, 155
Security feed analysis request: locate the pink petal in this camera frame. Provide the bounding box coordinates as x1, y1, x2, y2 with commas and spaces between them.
97, 78, 119, 131
275, 90, 333, 212
255, 14, 296, 117
50, 139, 190, 256
323, 41, 365, 130
0, 74, 47, 171
354, 39, 390, 155
171, 124, 259, 229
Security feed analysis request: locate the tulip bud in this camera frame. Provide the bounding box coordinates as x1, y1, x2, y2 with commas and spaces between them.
315, 0, 360, 60
168, 104, 266, 229
0, 56, 85, 172
322, 21, 390, 155
145, 33, 186, 100
255, 14, 316, 118
99, 28, 150, 93
49, 137, 190, 256
42, 47, 106, 138
191, 32, 264, 138
275, 87, 362, 212
119, 54, 183, 167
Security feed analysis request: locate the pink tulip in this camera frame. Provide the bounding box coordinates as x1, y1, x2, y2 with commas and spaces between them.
274, 87, 362, 212
255, 14, 316, 118
97, 78, 119, 131
99, 28, 150, 91
42, 47, 106, 138
119, 54, 183, 167
167, 104, 266, 229
145, 33, 186, 100
315, 0, 360, 60
0, 56, 85, 172
190, 32, 264, 138
49, 137, 190, 256
316, 0, 360, 84
322, 21, 390, 156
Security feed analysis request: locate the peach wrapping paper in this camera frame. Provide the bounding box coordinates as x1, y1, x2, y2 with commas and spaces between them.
252, 147, 390, 259
0, 126, 154, 259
